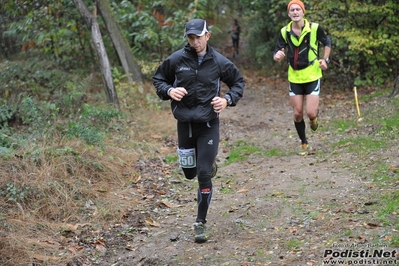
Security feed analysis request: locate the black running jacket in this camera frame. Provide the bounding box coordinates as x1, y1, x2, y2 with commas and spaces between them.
153, 43, 244, 123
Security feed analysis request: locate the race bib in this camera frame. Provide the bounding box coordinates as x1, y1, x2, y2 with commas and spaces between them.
177, 148, 196, 168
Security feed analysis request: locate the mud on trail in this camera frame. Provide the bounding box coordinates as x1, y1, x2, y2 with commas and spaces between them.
84, 73, 398, 266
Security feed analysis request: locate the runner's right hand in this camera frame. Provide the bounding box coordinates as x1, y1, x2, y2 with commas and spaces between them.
170, 87, 188, 101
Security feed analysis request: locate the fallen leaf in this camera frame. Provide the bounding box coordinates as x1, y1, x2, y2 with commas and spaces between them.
68, 243, 84, 254
384, 235, 393, 241
161, 201, 179, 208
125, 243, 140, 251
364, 223, 380, 229
143, 194, 155, 200
145, 218, 160, 227
93, 239, 107, 253
38, 239, 60, 246
229, 206, 239, 212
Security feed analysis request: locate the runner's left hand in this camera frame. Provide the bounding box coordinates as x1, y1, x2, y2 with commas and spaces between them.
211, 97, 227, 113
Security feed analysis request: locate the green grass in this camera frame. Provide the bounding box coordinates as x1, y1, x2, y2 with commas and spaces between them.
344, 229, 353, 237
358, 88, 391, 101
225, 140, 262, 164
390, 235, 399, 247
263, 147, 288, 157
377, 118, 399, 139
219, 187, 233, 194
333, 136, 386, 152
330, 119, 357, 133
371, 164, 396, 186
225, 141, 288, 164
285, 239, 302, 250
378, 191, 399, 222
164, 154, 178, 164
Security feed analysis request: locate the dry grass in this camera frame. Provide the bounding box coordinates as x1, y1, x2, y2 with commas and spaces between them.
0, 81, 177, 265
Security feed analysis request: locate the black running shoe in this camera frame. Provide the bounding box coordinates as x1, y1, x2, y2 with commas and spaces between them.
194, 222, 208, 243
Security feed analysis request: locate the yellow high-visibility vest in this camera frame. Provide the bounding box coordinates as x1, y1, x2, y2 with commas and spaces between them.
281, 19, 322, 84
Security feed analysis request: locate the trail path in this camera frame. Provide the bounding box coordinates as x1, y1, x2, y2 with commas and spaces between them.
92, 69, 390, 266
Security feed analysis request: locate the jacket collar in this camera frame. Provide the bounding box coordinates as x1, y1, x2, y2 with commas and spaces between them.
287, 19, 311, 46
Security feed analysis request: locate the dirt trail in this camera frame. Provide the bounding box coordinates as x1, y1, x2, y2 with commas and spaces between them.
87, 70, 391, 266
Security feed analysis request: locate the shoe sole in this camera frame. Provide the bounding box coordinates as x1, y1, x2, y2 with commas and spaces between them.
298, 151, 308, 156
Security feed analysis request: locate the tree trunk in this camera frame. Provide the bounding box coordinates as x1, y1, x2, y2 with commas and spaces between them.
73, 0, 120, 109
390, 75, 399, 97
96, 0, 142, 84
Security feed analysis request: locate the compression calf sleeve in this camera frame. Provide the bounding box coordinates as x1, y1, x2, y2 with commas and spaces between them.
196, 187, 213, 223
294, 120, 307, 144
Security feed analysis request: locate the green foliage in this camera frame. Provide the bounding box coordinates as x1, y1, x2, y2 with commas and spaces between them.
0, 58, 73, 99
242, 0, 399, 87
17, 96, 60, 132
1, 183, 32, 203
0, 124, 26, 151
0, 94, 60, 146
0, 102, 15, 126
240, 0, 288, 68
65, 122, 105, 146
310, 0, 399, 87
64, 104, 122, 146
5, 0, 93, 69
57, 74, 93, 117
0, 51, 126, 148
2, 0, 398, 103
0, 146, 13, 159
111, 0, 215, 62
80, 103, 122, 124
112, 67, 130, 83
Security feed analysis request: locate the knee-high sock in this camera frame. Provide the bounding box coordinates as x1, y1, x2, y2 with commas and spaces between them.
294, 120, 307, 144
196, 187, 213, 223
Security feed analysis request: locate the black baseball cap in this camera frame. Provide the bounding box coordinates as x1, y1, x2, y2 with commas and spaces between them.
184, 19, 209, 37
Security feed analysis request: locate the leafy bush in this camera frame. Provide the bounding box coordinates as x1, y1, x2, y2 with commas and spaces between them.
309, 0, 399, 87
64, 122, 103, 146
242, 0, 399, 88
80, 104, 122, 124
0, 146, 13, 159
0, 101, 15, 126
63, 104, 122, 146
0, 58, 73, 99
1, 183, 32, 203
